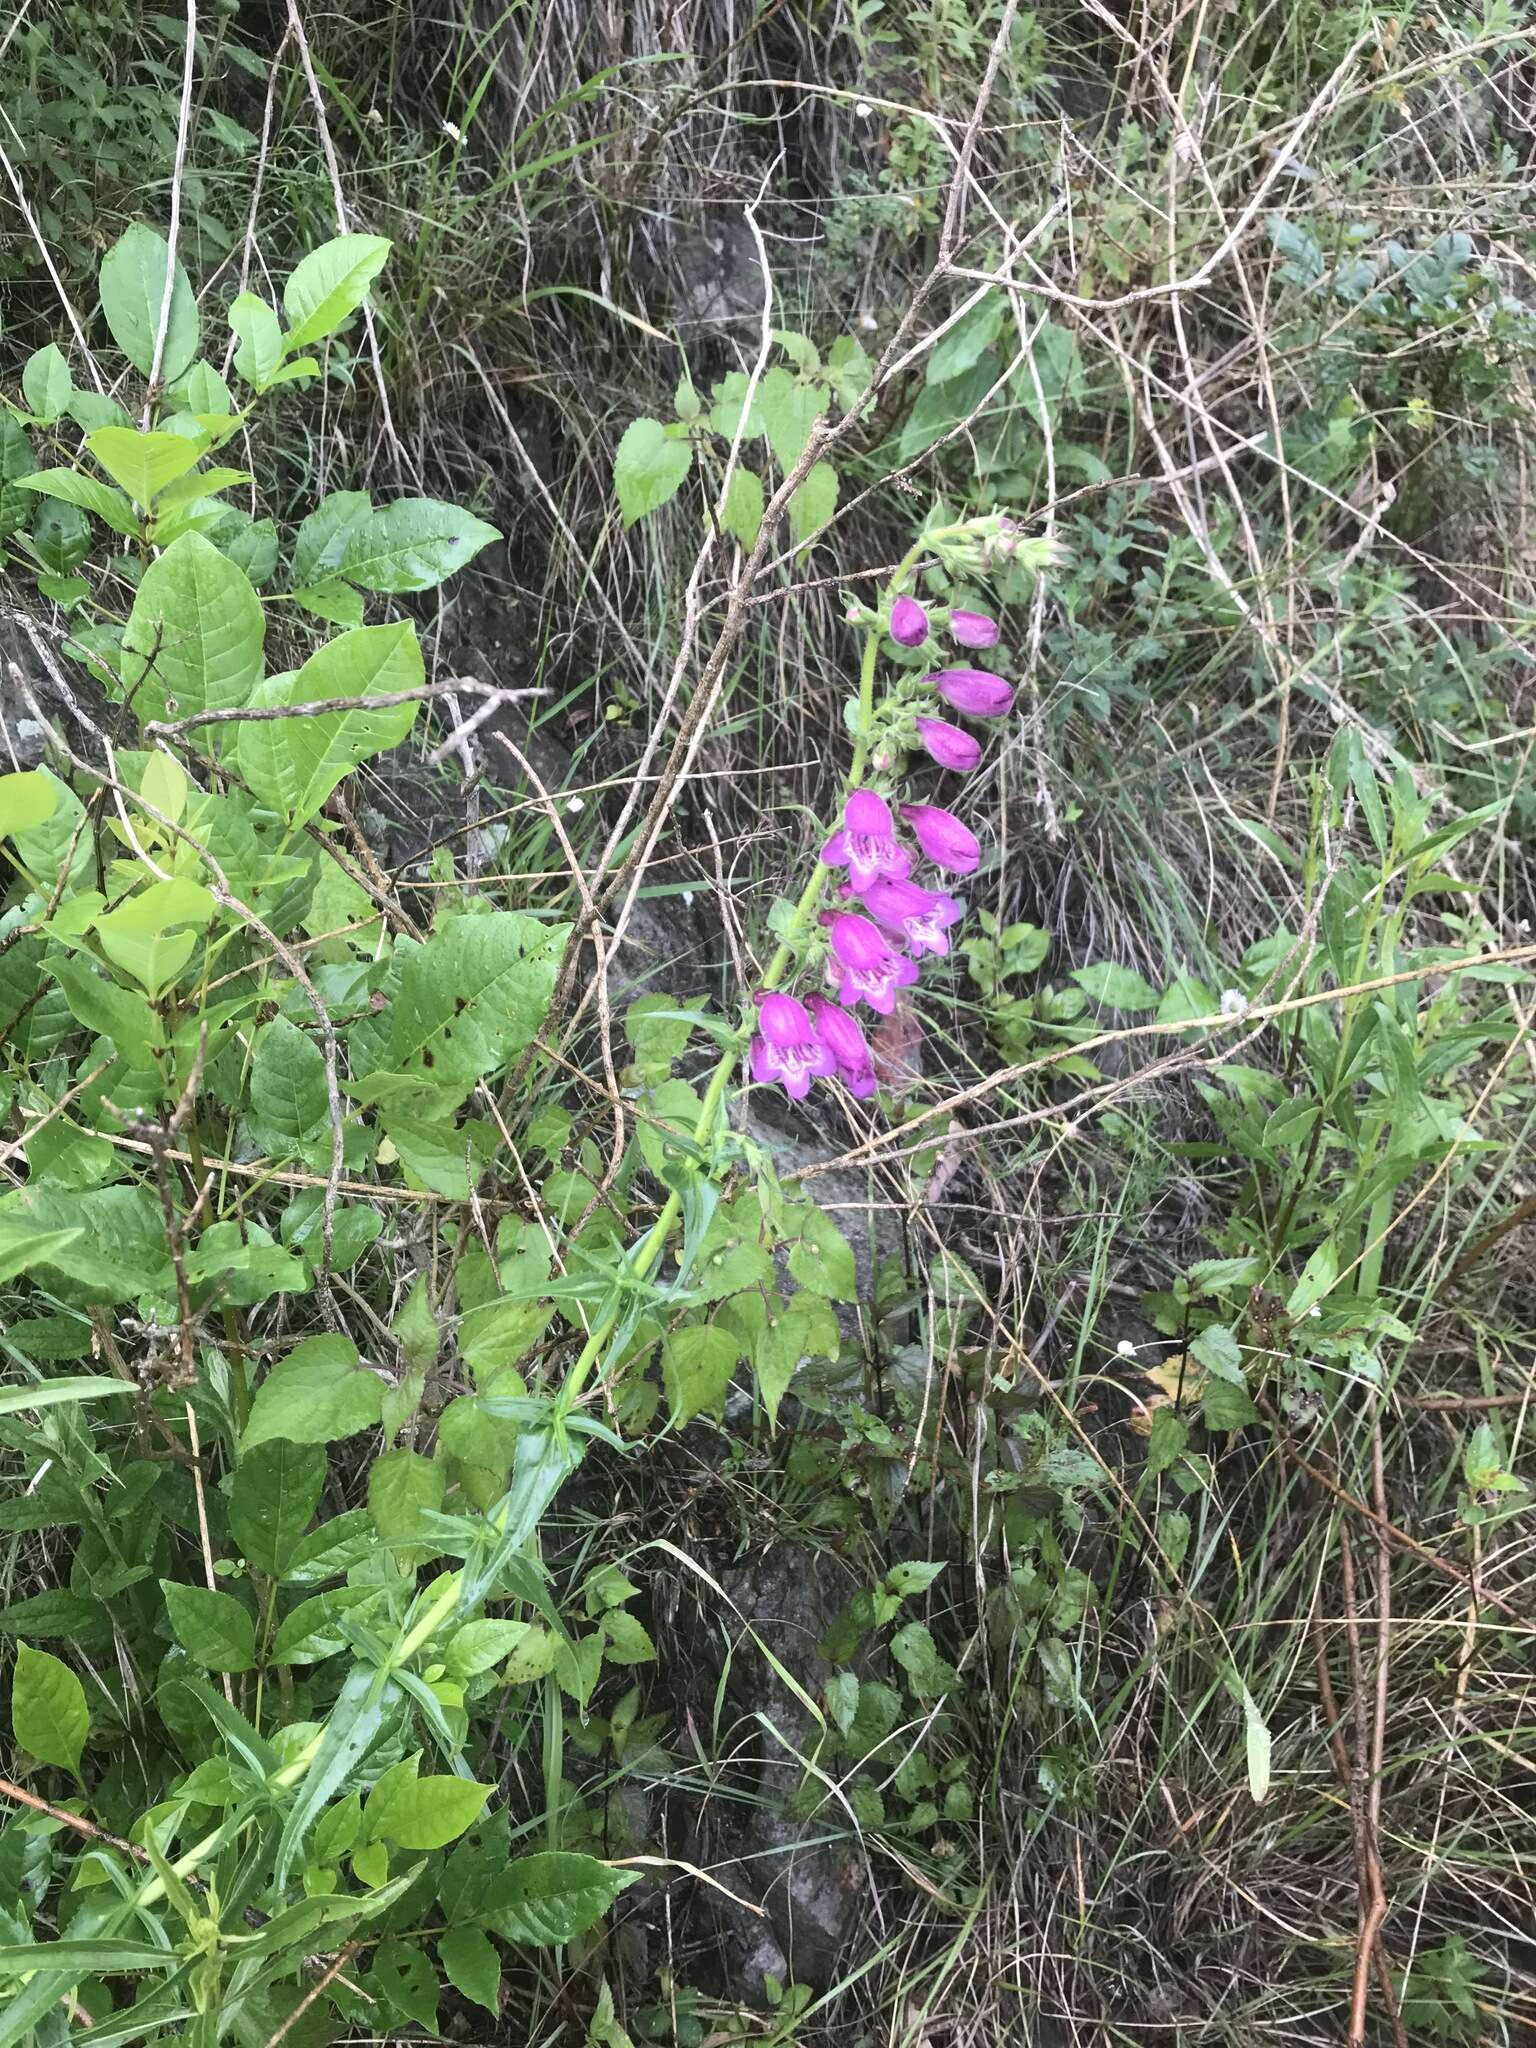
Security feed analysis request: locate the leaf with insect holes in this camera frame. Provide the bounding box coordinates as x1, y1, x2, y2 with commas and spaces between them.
479, 1853, 638, 1946
100, 224, 199, 381
614, 417, 692, 527
338, 498, 501, 593
351, 910, 569, 1114
11, 1643, 88, 1773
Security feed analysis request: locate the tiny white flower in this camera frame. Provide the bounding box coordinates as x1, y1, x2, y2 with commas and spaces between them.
442, 119, 462, 143
1220, 988, 1249, 1019
365, 107, 383, 126
1116, 1339, 1137, 1359
565, 796, 584, 813
859, 312, 877, 332
1308, 1305, 1322, 1319
855, 100, 874, 118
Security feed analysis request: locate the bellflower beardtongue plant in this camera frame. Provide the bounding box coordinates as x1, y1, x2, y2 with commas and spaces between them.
860, 876, 963, 958
889, 595, 929, 647
931, 668, 1014, 718
948, 609, 999, 649
821, 787, 912, 890
825, 911, 920, 1015
914, 716, 981, 773
749, 992, 836, 1099
901, 803, 981, 876
804, 995, 877, 1098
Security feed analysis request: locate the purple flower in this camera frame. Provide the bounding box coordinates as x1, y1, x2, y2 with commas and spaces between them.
821, 788, 911, 892
915, 716, 981, 773
902, 803, 980, 876
750, 991, 836, 1100
805, 995, 876, 1098
825, 912, 920, 1016
930, 668, 1014, 718
890, 596, 930, 647
860, 876, 963, 959
949, 609, 999, 649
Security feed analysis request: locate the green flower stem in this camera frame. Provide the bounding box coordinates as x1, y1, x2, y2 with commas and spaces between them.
554, 533, 940, 1424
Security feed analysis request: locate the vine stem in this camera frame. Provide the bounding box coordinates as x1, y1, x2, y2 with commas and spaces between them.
553, 536, 937, 1424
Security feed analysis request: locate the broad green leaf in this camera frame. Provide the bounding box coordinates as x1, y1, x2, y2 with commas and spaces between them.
786, 1207, 857, 1302
366, 1771, 489, 1851
367, 1447, 445, 1561
0, 416, 36, 535
788, 460, 838, 548
30, 500, 91, 574
0, 1218, 84, 1285
248, 1015, 331, 1164
291, 488, 372, 585
228, 292, 283, 388
480, 1852, 637, 1946
599, 1608, 655, 1665
293, 581, 365, 628
120, 531, 266, 725
11, 1642, 88, 1772
445, 1620, 533, 1681
1072, 962, 1161, 1011
99, 224, 199, 381
926, 294, 1004, 385
270, 1585, 379, 1664
826, 333, 872, 405
17, 466, 139, 535
51, 954, 163, 1056
0, 1185, 171, 1303
758, 366, 826, 472
354, 910, 568, 1112
370, 1938, 439, 2033
1203, 1377, 1258, 1431
614, 417, 691, 527
93, 876, 215, 998
22, 344, 71, 423
438, 1925, 500, 2013
243, 1334, 384, 1447
169, 360, 233, 413
0, 770, 57, 834
662, 1323, 741, 1426
890, 1620, 960, 1697
338, 498, 501, 593
85, 427, 202, 508
282, 234, 392, 351
236, 621, 422, 826
160, 1581, 255, 1672
1189, 1323, 1246, 1386
709, 371, 763, 441
720, 466, 764, 549
229, 1439, 327, 1576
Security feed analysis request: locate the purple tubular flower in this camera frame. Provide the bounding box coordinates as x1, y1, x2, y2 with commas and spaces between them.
749, 991, 836, 1100
860, 876, 964, 959
930, 668, 1014, 718
805, 995, 876, 1098
821, 788, 912, 892
890, 595, 930, 647
915, 716, 981, 773
949, 609, 999, 649
826, 912, 920, 1016
902, 803, 981, 876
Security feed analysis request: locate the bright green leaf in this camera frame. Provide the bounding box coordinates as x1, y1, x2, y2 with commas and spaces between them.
161, 1581, 255, 1673
11, 1643, 88, 1773
614, 417, 691, 527
282, 234, 392, 352
100, 224, 199, 382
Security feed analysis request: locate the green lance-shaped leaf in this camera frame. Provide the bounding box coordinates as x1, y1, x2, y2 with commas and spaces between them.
10, 1642, 88, 1773
99, 223, 200, 382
